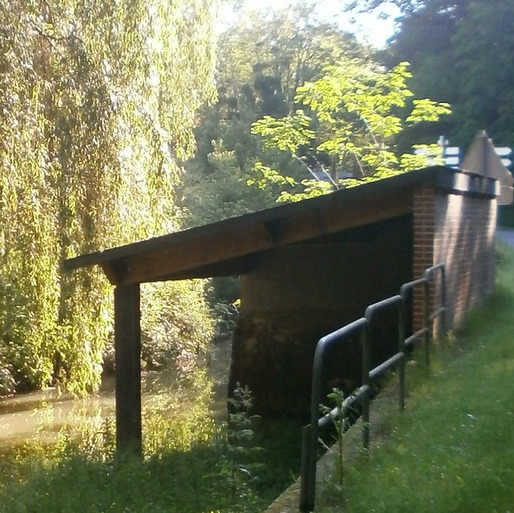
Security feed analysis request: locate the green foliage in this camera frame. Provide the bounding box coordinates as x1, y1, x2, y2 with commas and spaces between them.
205, 277, 241, 340
217, 1, 367, 115
180, 5, 372, 309
209, 383, 265, 512
252, 111, 316, 153
140, 281, 214, 372
0, 446, 224, 513
406, 99, 454, 124
385, 0, 514, 145
250, 60, 451, 201
180, 2, 371, 228
451, 0, 514, 143
180, 141, 275, 228
142, 368, 217, 456
0, 361, 15, 396
399, 143, 444, 171
324, 388, 348, 487
0, 1, 218, 394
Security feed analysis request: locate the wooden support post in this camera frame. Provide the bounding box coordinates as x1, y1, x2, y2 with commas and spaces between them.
114, 283, 142, 455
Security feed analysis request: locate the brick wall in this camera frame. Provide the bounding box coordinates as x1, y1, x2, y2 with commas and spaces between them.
413, 184, 497, 332
413, 187, 436, 330
434, 191, 497, 328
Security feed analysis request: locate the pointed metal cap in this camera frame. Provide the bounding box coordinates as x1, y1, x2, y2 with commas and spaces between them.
461, 130, 513, 205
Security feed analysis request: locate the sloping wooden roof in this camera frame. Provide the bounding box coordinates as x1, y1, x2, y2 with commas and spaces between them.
62, 167, 498, 286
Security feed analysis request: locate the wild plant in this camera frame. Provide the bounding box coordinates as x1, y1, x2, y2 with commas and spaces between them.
209, 382, 264, 512
142, 367, 217, 456
322, 388, 350, 488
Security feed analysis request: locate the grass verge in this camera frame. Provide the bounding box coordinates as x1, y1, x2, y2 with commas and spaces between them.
317, 244, 514, 513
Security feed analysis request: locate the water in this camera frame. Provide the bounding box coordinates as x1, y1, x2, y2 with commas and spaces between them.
0, 384, 115, 445
0, 340, 230, 447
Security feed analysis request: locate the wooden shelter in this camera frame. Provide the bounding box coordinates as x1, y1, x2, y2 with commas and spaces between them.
63, 166, 499, 453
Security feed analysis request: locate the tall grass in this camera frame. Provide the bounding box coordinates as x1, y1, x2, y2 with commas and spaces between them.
0, 369, 301, 513
318, 244, 514, 512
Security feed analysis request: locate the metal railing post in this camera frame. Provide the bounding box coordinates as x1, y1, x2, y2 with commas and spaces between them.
299, 319, 367, 512
363, 295, 401, 449
439, 265, 447, 337
360, 321, 370, 452
422, 278, 430, 369
398, 289, 407, 411
299, 424, 313, 512
299, 336, 325, 512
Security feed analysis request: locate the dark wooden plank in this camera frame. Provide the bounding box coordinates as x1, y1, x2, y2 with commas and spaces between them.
114, 222, 275, 284
109, 190, 413, 285
62, 167, 441, 273
114, 283, 142, 455
101, 262, 120, 285
266, 188, 413, 246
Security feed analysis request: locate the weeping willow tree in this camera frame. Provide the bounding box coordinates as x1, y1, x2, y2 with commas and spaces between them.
0, 0, 218, 395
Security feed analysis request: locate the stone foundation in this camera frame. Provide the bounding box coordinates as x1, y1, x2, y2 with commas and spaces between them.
229, 216, 413, 418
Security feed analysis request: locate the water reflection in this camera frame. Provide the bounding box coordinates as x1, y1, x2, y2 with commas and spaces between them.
0, 380, 115, 445
0, 339, 230, 446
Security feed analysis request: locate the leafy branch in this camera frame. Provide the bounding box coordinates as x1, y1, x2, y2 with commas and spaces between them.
249, 60, 451, 201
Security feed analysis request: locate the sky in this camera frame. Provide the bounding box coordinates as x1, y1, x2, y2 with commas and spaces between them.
218, 0, 401, 49
308, 0, 400, 48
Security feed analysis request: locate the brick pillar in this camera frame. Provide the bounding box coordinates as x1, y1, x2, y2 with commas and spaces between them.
433, 193, 497, 329
413, 186, 435, 331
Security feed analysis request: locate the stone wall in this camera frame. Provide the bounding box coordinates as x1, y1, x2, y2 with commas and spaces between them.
229, 216, 413, 418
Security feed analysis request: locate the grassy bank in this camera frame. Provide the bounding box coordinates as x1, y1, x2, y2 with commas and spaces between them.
317, 245, 514, 513
0, 427, 299, 513
0, 380, 301, 513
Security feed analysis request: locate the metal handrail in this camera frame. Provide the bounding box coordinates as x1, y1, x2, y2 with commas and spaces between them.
299, 264, 446, 512
300, 318, 367, 513
425, 264, 447, 338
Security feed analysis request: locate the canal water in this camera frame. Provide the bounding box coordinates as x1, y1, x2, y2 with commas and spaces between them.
0, 340, 231, 447
0, 380, 116, 445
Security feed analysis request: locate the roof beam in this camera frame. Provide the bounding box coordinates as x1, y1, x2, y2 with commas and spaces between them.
102, 189, 412, 285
